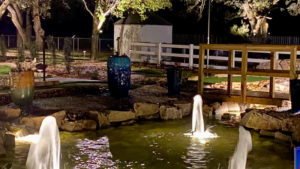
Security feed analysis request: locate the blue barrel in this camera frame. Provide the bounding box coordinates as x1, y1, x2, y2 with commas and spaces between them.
107, 56, 131, 97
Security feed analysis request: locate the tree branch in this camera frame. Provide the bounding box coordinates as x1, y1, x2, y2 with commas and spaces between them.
104, 0, 121, 17
0, 0, 10, 19
81, 0, 94, 18
7, 5, 26, 43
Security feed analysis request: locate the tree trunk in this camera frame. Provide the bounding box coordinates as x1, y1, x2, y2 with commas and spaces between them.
32, 1, 44, 50
0, 0, 10, 19
91, 19, 99, 61
26, 8, 32, 44
7, 6, 27, 46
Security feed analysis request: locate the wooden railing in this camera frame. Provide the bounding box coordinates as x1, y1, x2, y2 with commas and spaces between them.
129, 42, 272, 70
198, 44, 300, 104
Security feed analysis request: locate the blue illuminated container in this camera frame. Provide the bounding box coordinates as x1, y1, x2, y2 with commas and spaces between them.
295, 147, 300, 169
107, 55, 131, 97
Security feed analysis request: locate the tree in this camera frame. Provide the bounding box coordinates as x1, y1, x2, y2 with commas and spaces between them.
187, 0, 300, 37
80, 0, 171, 60
0, 0, 51, 48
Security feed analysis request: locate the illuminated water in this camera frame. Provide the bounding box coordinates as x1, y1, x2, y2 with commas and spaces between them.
0, 118, 293, 169
228, 126, 252, 169
187, 95, 217, 142
26, 116, 60, 169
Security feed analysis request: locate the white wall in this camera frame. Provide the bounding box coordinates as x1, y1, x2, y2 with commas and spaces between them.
114, 24, 173, 60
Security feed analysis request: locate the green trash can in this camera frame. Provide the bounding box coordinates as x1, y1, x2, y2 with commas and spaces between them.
167, 67, 181, 96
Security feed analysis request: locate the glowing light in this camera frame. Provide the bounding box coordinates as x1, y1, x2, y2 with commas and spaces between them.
184, 94, 218, 144
15, 134, 40, 144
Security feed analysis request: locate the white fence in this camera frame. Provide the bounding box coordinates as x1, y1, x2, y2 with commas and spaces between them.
129, 42, 284, 70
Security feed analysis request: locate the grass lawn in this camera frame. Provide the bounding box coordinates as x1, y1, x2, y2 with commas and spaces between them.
0, 65, 11, 76
204, 75, 269, 84
132, 68, 269, 84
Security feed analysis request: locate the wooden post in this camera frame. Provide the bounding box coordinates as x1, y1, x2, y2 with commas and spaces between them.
269, 52, 276, 98
227, 50, 234, 95
290, 46, 297, 80
241, 46, 248, 103
189, 44, 194, 69
198, 45, 205, 95
157, 43, 162, 65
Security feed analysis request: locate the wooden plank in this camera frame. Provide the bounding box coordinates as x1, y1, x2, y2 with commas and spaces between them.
247, 69, 290, 77
204, 68, 241, 75
290, 46, 297, 80
202, 94, 284, 106
269, 52, 276, 98
198, 45, 205, 95
227, 50, 234, 95
241, 47, 248, 103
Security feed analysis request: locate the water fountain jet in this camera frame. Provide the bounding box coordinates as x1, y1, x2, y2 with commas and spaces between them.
185, 94, 217, 142
228, 126, 252, 169
26, 116, 60, 169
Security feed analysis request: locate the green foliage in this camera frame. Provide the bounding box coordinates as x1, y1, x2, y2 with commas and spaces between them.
0, 65, 11, 76
63, 38, 72, 73
46, 36, 57, 66
0, 36, 7, 61
114, 0, 172, 20
230, 22, 250, 38
28, 41, 38, 61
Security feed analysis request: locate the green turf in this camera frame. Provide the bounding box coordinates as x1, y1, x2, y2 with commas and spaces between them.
204, 75, 269, 84
0, 65, 11, 76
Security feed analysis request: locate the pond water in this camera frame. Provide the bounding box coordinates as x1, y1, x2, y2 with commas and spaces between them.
1, 118, 294, 169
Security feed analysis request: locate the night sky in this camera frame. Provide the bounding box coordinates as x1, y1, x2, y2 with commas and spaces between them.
1, 1, 300, 38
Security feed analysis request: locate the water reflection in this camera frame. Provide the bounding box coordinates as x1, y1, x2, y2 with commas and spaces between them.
73, 137, 116, 169
183, 140, 209, 169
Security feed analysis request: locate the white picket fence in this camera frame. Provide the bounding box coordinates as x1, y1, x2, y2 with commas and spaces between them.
129, 42, 282, 70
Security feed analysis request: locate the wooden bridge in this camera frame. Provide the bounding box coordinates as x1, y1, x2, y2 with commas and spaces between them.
129, 42, 299, 106
198, 44, 299, 106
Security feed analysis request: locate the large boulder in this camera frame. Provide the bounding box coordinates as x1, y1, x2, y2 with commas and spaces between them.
89, 111, 110, 128
0, 106, 21, 121
274, 132, 291, 142
134, 103, 159, 117
203, 104, 213, 118
60, 120, 97, 132
108, 110, 136, 123
51, 110, 66, 128
159, 106, 183, 120
21, 116, 46, 129
174, 103, 192, 117
21, 111, 66, 129
240, 110, 282, 131
281, 117, 300, 142
4, 134, 15, 148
